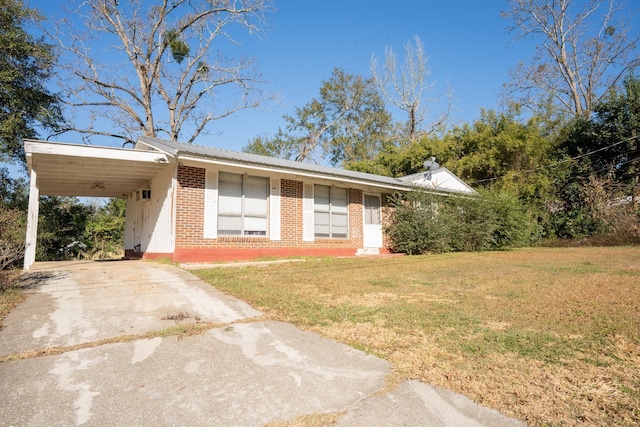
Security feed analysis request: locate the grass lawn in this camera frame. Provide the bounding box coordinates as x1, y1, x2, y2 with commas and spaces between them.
193, 246, 640, 426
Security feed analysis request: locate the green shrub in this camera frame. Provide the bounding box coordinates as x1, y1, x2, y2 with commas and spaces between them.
477, 188, 541, 248
385, 188, 537, 254
384, 193, 452, 254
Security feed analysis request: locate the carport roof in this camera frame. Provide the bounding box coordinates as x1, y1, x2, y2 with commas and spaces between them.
24, 139, 170, 197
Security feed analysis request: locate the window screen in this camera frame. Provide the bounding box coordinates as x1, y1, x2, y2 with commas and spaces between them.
364, 195, 381, 225
218, 172, 268, 236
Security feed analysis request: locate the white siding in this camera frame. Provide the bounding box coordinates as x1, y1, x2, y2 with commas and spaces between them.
408, 169, 476, 195
143, 164, 175, 253
269, 178, 281, 240
204, 170, 218, 239
302, 182, 314, 242
23, 168, 39, 270
124, 194, 137, 249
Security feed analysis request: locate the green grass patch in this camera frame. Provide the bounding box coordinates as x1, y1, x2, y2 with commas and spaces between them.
367, 278, 397, 288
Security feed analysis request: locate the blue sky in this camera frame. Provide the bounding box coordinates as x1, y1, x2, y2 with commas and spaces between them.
22, 0, 537, 153
206, 0, 532, 151
24, 0, 639, 158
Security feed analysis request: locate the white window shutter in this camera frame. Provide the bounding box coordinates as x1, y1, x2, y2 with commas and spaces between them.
303, 183, 314, 241
204, 170, 218, 239
269, 178, 281, 241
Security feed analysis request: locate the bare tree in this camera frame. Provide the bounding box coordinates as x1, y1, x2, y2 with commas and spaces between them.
0, 207, 26, 289
503, 0, 640, 119
371, 35, 451, 142
48, 0, 273, 145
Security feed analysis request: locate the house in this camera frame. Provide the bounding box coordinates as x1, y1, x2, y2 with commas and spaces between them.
22, 137, 475, 269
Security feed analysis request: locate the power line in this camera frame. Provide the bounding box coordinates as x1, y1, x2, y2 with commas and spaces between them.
467, 134, 639, 185
573, 155, 640, 179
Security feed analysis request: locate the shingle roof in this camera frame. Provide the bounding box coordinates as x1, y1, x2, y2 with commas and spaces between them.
136, 136, 474, 194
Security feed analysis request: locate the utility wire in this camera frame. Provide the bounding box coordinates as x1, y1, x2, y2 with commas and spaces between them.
467, 134, 639, 185
573, 155, 640, 179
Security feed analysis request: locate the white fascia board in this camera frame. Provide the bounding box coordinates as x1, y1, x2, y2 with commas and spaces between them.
401, 169, 477, 196
25, 152, 33, 169
134, 139, 178, 157
432, 168, 477, 195
177, 154, 413, 192
24, 139, 170, 164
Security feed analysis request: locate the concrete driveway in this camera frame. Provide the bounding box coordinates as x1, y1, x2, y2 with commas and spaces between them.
0, 260, 524, 426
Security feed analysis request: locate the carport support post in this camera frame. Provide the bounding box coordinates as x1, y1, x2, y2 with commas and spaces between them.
24, 168, 39, 270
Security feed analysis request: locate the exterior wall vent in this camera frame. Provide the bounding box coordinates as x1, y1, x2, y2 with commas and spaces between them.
136, 189, 151, 202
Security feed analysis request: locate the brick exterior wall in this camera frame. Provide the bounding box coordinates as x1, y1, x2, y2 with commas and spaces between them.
280, 179, 302, 243
168, 165, 367, 261
175, 165, 205, 247
348, 188, 363, 243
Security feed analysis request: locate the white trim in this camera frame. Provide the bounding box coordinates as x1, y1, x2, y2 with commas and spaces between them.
23, 168, 39, 270
269, 178, 281, 241
400, 167, 477, 195
302, 183, 314, 242
170, 167, 177, 251
362, 193, 383, 248
203, 170, 218, 239
24, 139, 169, 164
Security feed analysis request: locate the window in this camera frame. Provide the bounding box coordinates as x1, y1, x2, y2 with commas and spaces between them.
314, 185, 348, 238
218, 172, 268, 236
364, 194, 381, 225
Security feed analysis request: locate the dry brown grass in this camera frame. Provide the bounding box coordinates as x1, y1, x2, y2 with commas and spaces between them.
264, 413, 343, 427
194, 247, 640, 426
0, 278, 27, 331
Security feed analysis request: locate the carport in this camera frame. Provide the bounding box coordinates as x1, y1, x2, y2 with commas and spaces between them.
23, 139, 169, 270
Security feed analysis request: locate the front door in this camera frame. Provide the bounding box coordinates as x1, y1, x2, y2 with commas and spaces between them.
363, 194, 383, 248
133, 203, 145, 253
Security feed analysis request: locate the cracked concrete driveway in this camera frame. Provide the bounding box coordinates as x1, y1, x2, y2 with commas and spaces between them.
0, 260, 524, 426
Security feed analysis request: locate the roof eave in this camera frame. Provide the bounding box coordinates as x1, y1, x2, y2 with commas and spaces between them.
177, 153, 413, 192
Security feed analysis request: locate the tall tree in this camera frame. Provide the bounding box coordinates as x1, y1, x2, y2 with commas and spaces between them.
371, 35, 451, 142
442, 109, 559, 204
564, 74, 640, 184
36, 196, 94, 261
0, 0, 61, 163
503, 0, 640, 119
244, 68, 393, 166
49, 0, 273, 145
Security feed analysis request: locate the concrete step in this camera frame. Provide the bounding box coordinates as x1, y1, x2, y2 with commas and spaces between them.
356, 247, 380, 256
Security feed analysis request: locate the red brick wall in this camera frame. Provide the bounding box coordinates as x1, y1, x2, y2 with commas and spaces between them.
281, 179, 302, 243
175, 165, 205, 247
168, 165, 365, 261
348, 188, 363, 243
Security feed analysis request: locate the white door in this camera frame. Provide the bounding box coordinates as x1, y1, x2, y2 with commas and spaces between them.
363, 194, 383, 248
133, 203, 145, 252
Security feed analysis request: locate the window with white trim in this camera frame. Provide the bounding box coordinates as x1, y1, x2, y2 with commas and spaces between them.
218, 172, 268, 236
314, 185, 348, 238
